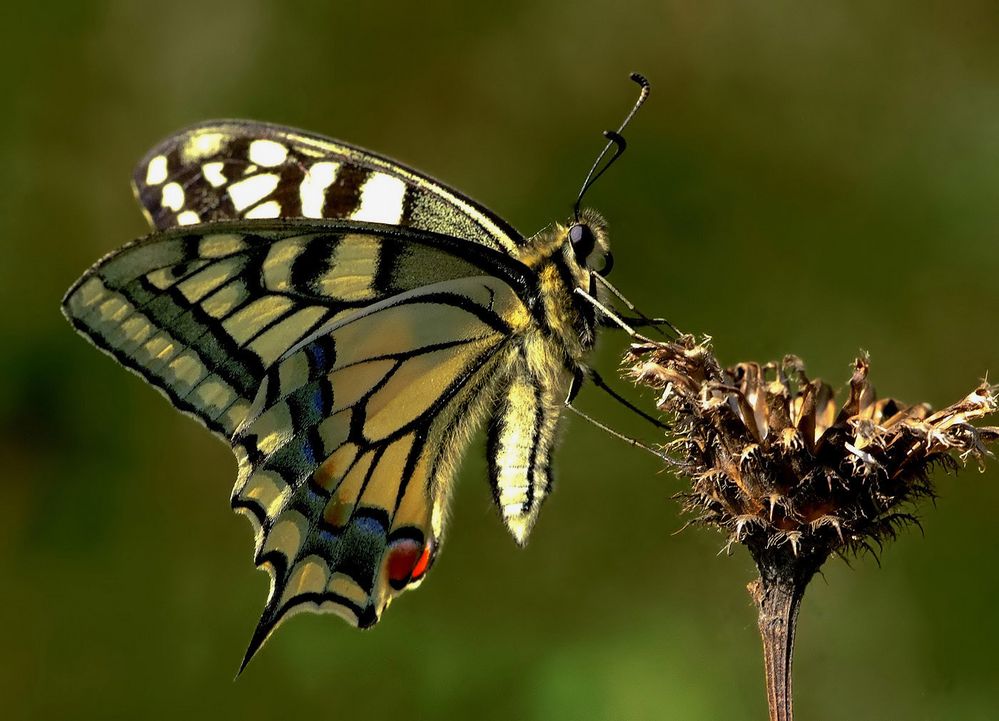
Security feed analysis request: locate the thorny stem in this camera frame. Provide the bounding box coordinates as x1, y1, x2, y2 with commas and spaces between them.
746, 545, 825, 721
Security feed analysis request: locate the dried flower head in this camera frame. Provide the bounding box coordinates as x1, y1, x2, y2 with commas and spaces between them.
627, 336, 998, 565
626, 335, 999, 721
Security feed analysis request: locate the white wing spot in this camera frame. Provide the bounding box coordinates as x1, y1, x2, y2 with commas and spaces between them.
227, 173, 280, 211
145, 155, 168, 185
249, 139, 289, 167
352, 173, 406, 224
161, 182, 185, 211
177, 210, 201, 225
202, 162, 227, 188
300, 161, 340, 218
245, 200, 282, 219
182, 131, 225, 162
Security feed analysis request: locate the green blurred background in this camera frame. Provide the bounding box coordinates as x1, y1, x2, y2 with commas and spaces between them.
3, 1, 999, 719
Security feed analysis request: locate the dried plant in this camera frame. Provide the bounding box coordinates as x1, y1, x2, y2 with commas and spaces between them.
626, 335, 999, 721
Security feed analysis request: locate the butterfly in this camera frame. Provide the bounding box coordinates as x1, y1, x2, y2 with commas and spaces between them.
62, 74, 656, 669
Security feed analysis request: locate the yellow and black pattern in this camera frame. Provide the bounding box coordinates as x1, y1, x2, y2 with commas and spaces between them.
231, 274, 530, 663
63, 219, 555, 660
132, 121, 522, 253
63, 221, 534, 439
65, 117, 622, 667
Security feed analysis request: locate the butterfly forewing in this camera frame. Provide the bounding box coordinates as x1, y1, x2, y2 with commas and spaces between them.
63, 221, 532, 440
133, 121, 523, 253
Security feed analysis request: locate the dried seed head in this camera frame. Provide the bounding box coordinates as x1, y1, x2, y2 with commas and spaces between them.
626, 336, 999, 564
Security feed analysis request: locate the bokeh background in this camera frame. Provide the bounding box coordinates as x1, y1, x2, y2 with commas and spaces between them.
3, 2, 999, 719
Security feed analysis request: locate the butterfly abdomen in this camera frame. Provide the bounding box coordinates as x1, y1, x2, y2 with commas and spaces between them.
477, 227, 595, 544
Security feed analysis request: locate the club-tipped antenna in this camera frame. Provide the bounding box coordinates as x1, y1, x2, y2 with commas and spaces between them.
573, 72, 651, 220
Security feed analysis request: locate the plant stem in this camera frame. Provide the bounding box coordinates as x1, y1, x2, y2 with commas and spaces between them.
747, 547, 823, 721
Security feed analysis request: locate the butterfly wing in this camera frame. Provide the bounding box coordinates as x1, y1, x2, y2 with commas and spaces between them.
132, 120, 524, 253
62, 219, 532, 441
63, 220, 539, 662
232, 273, 528, 665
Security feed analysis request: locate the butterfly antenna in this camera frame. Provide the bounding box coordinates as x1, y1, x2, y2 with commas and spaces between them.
573, 72, 651, 220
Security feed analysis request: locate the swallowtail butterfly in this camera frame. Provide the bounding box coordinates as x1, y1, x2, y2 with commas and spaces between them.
62, 75, 654, 669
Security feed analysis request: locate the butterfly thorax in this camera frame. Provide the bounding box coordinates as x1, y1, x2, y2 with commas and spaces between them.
514, 209, 610, 367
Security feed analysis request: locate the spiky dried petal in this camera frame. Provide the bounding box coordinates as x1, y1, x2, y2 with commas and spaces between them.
626, 336, 998, 558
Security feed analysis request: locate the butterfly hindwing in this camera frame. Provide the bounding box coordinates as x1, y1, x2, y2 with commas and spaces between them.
132, 120, 523, 253
232, 274, 530, 663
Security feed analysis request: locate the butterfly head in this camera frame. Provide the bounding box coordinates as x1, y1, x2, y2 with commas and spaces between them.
566, 207, 613, 276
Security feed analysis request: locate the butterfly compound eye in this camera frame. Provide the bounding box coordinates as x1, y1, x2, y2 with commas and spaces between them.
568, 223, 596, 262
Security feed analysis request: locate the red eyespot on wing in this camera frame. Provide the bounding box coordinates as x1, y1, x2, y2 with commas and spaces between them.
410, 542, 433, 581
385, 537, 436, 590
386, 538, 422, 588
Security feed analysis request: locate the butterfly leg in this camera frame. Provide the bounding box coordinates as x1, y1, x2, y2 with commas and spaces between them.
563, 367, 667, 461
585, 367, 669, 430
